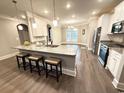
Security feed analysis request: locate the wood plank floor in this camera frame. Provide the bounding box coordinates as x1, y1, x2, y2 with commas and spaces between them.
0, 48, 119, 93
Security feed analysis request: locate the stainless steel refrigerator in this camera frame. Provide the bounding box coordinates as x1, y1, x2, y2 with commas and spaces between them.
92, 27, 101, 55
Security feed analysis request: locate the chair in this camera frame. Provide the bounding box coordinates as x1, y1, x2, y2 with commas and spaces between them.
45, 57, 62, 82
16, 53, 30, 70
28, 55, 44, 76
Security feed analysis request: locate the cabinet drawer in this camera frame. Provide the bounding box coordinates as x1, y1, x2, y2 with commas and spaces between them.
111, 50, 121, 60
107, 49, 122, 76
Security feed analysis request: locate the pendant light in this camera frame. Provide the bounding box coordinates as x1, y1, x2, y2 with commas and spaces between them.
53, 0, 58, 27
12, 0, 24, 31
30, 0, 37, 28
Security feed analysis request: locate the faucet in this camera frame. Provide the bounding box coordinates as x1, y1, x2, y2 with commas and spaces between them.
46, 36, 53, 47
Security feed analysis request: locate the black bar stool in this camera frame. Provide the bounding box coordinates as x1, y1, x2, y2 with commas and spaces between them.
45, 57, 62, 82
16, 53, 30, 70
28, 55, 44, 76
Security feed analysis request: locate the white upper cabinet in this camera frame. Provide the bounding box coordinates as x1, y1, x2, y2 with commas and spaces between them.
112, 1, 124, 23
26, 12, 52, 42
97, 14, 111, 40
32, 18, 48, 37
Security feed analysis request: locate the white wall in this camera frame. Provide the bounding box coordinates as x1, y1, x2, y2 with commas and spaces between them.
0, 17, 20, 57
80, 24, 89, 45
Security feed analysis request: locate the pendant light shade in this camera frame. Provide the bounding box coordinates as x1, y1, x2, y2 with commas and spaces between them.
53, 0, 58, 27
30, 0, 37, 29
53, 20, 58, 27
32, 20, 37, 28
32, 18, 37, 28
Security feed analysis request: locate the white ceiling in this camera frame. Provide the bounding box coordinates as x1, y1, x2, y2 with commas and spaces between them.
0, 0, 122, 25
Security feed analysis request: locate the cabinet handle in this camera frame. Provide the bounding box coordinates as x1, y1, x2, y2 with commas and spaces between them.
113, 58, 117, 61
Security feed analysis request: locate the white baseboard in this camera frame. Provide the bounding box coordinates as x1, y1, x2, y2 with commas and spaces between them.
46, 66, 76, 77
112, 78, 124, 91
0, 52, 19, 61
62, 68, 76, 77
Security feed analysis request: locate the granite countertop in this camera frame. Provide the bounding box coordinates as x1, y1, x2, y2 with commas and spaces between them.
14, 44, 78, 56
100, 40, 124, 48
100, 40, 124, 54
109, 47, 124, 54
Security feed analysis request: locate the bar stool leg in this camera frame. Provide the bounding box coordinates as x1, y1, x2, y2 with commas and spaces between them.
60, 62, 62, 75
56, 65, 59, 82
16, 56, 20, 69
29, 60, 32, 73
36, 61, 41, 76
46, 63, 48, 78
50, 65, 52, 71
22, 57, 26, 71
42, 58, 45, 70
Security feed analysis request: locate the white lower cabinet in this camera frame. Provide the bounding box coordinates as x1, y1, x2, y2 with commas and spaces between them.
107, 50, 122, 77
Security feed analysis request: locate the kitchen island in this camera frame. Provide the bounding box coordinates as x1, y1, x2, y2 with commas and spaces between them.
14, 44, 79, 77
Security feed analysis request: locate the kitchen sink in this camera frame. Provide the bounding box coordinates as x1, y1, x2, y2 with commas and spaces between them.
45, 45, 59, 48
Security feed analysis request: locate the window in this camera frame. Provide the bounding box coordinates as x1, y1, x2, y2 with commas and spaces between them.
66, 28, 78, 42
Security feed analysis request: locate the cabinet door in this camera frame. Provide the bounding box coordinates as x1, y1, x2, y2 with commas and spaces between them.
118, 2, 124, 21
107, 50, 122, 76
113, 8, 121, 23
32, 18, 47, 36
107, 55, 117, 75
113, 55, 121, 77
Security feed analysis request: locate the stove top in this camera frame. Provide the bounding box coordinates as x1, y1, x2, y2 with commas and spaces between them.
100, 41, 124, 48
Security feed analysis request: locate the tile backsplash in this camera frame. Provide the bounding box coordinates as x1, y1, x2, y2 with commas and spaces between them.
108, 34, 124, 44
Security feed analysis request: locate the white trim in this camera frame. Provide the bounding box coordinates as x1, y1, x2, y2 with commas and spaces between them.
62, 68, 76, 77
88, 48, 92, 51
0, 52, 19, 61
112, 78, 119, 88
46, 66, 76, 77
112, 78, 124, 91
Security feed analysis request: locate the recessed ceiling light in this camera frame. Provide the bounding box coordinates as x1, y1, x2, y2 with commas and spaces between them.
66, 3, 71, 9
98, 0, 103, 2
21, 15, 26, 19
92, 11, 97, 15
44, 10, 49, 14
72, 14, 76, 18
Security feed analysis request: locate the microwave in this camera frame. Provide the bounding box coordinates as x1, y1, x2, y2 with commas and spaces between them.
111, 21, 124, 33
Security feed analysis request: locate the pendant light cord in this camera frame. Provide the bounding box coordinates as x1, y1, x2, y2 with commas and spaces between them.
30, 0, 35, 19
23, 0, 27, 14
53, 0, 56, 20
12, 0, 20, 23
12, 0, 25, 44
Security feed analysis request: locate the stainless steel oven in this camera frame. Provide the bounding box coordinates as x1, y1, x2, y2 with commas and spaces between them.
98, 43, 109, 67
